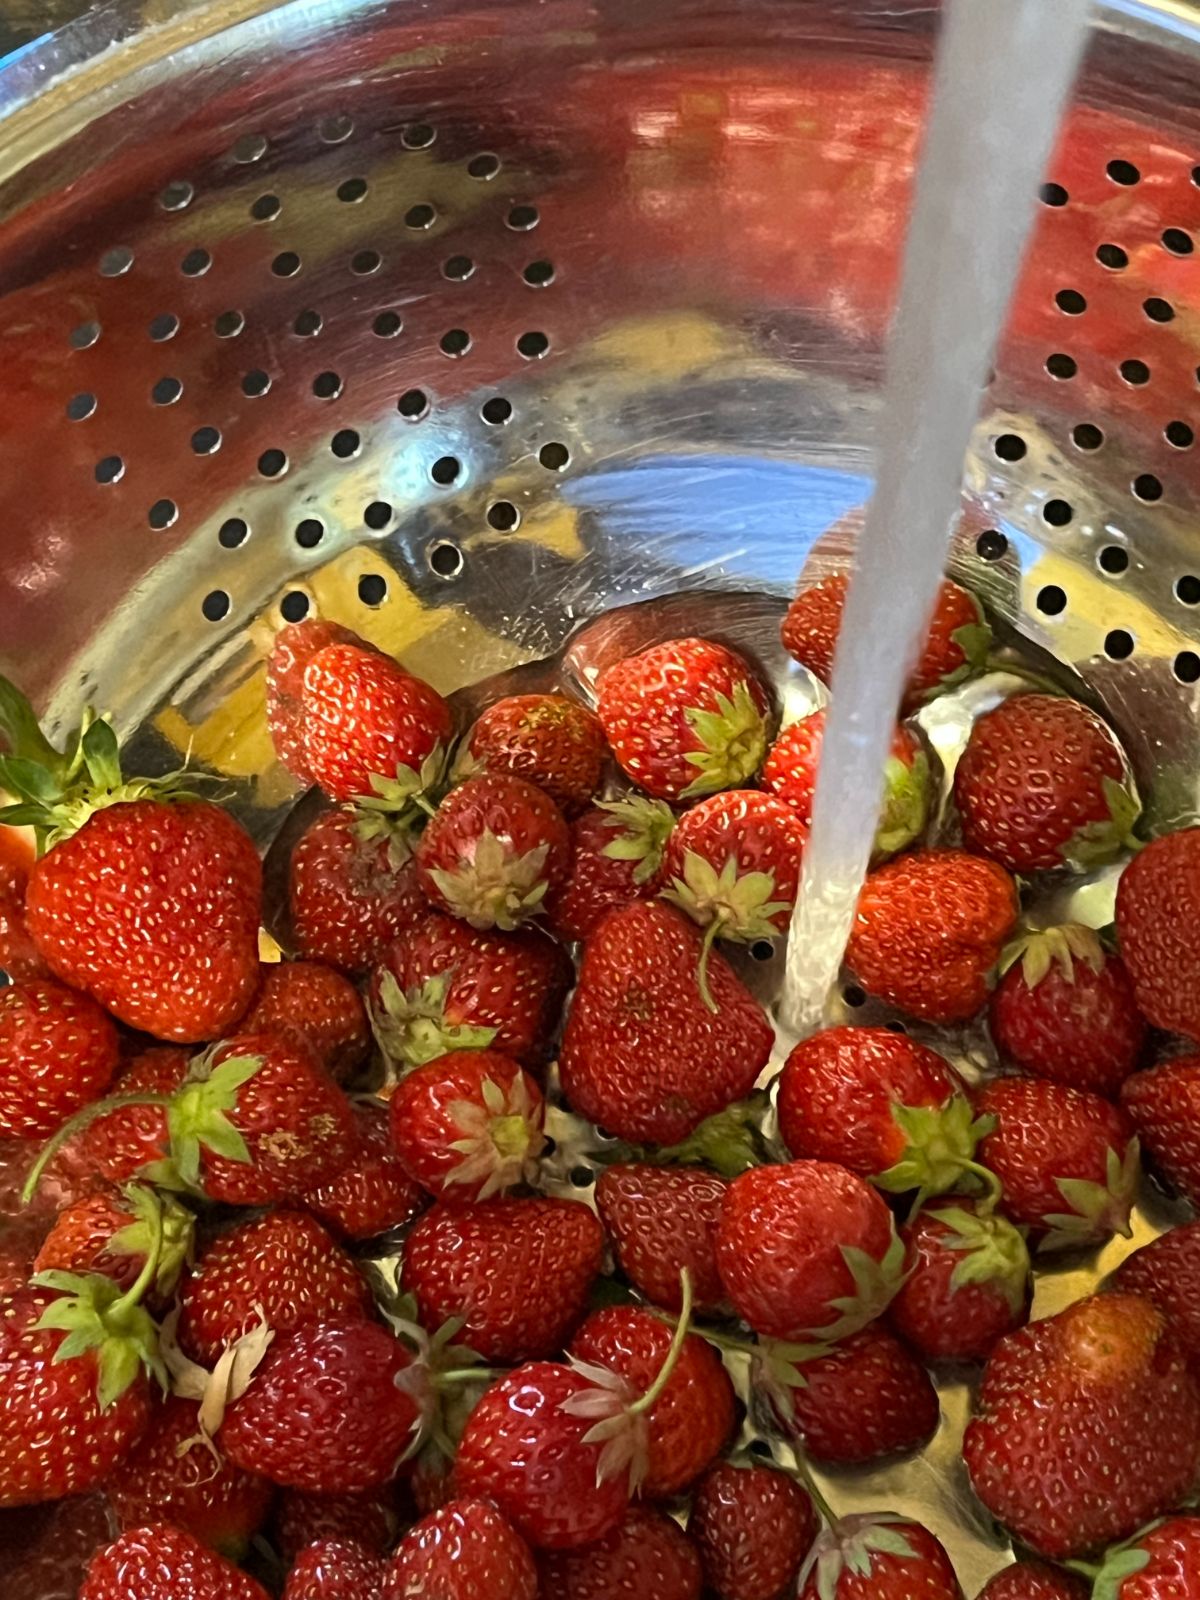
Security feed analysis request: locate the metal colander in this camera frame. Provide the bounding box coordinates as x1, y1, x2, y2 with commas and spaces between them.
2, 0, 1200, 1591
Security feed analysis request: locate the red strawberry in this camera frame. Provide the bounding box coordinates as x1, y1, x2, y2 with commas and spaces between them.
35, 1186, 193, 1307
964, 1293, 1200, 1558
0, 978, 119, 1137
455, 694, 606, 817
416, 774, 571, 931
301, 642, 452, 806
597, 637, 771, 802
1089, 1515, 1200, 1598
689, 1459, 818, 1600
411, 1450, 460, 1517
401, 1196, 603, 1364
846, 849, 1019, 1023
300, 1100, 426, 1241
3, 1492, 114, 1600
546, 798, 675, 943
594, 1163, 728, 1315
388, 1049, 546, 1204
568, 1306, 736, 1496
239, 962, 369, 1082
781, 571, 990, 711
559, 902, 774, 1145
539, 1504, 702, 1600
762, 712, 931, 860
797, 1515, 964, 1599
274, 1486, 401, 1564
284, 1538, 386, 1600
371, 911, 571, 1071
990, 925, 1146, 1097
0, 851, 47, 982
1113, 1221, 1200, 1369
716, 1160, 904, 1342
220, 1317, 422, 1493
107, 1395, 274, 1556
976, 1563, 1089, 1600
383, 1499, 537, 1599
80, 1525, 269, 1600
266, 619, 369, 785
976, 1078, 1139, 1250
889, 1200, 1031, 1362
177, 1210, 370, 1366
288, 809, 425, 975
1116, 828, 1200, 1040
83, 1046, 191, 1184
955, 695, 1139, 875
1122, 1056, 1200, 1207
777, 1027, 985, 1200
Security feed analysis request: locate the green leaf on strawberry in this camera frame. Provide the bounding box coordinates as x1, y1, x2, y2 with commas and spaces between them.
650, 1090, 774, 1178
664, 851, 791, 945
354, 744, 450, 866
597, 796, 676, 885
1000, 922, 1106, 987
925, 608, 993, 700
1041, 1139, 1141, 1253
428, 831, 551, 931
162, 1052, 263, 1192
1063, 776, 1143, 872
679, 682, 769, 799
875, 749, 932, 860
803, 1513, 922, 1600
874, 1097, 995, 1203
107, 1187, 195, 1301
820, 1227, 907, 1342
371, 970, 498, 1072
929, 1204, 1031, 1317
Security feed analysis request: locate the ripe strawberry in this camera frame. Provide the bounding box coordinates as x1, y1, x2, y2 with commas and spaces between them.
3, 1491, 114, 1600
371, 911, 572, 1071
1122, 1056, 1200, 1207
781, 571, 990, 711
0, 851, 47, 982
597, 637, 771, 801
80, 1525, 269, 1600
416, 774, 571, 931
0, 978, 119, 1137
976, 1563, 1089, 1600
107, 1395, 274, 1556
266, 618, 370, 785
797, 1515, 964, 1599
546, 798, 676, 943
889, 1200, 1031, 1361
716, 1161, 905, 1342
777, 1027, 986, 1201
595, 1163, 728, 1315
762, 711, 931, 860
1115, 828, 1200, 1040
288, 809, 425, 975
239, 961, 369, 1082
388, 1049, 546, 1204
300, 1100, 426, 1241
964, 1293, 1200, 1558
301, 641, 452, 806
955, 695, 1139, 874
990, 925, 1146, 1097
1113, 1221, 1200, 1369
83, 1047, 191, 1184
539, 1504, 702, 1600
383, 1499, 537, 1600
402, 1196, 603, 1363
274, 1486, 402, 1563
455, 693, 606, 816
177, 1210, 370, 1366
846, 849, 1018, 1023
976, 1078, 1139, 1250
689, 1459, 818, 1600
1089, 1515, 1200, 1598
284, 1538, 386, 1600
34, 1186, 193, 1307
220, 1317, 422, 1493
559, 902, 774, 1145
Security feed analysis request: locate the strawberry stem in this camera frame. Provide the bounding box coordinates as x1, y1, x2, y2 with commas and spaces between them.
956, 1159, 1004, 1214
629, 1269, 694, 1418
433, 1368, 504, 1388
697, 919, 722, 1014
21, 1092, 173, 1206
108, 1189, 163, 1321
791, 1455, 839, 1530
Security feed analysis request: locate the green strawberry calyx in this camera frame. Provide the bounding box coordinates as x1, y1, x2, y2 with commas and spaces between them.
679, 682, 769, 799
815, 1226, 907, 1344
597, 796, 676, 885
1041, 1138, 1140, 1253
443, 1072, 547, 1201
663, 851, 790, 1010
389, 1307, 502, 1463
651, 1091, 773, 1177
1063, 774, 1144, 872
799, 1513, 924, 1600
429, 831, 551, 932
353, 744, 451, 867
370, 970, 497, 1075
1081, 1523, 1163, 1600
874, 748, 932, 862
873, 1097, 999, 1211
148, 1049, 266, 1195
926, 1204, 1031, 1317
107, 1185, 196, 1301
999, 922, 1106, 988
925, 593, 993, 701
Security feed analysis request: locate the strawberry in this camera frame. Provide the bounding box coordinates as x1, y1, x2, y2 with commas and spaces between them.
410, 1450, 460, 1517
301, 641, 452, 807
382, 1499, 538, 1600
177, 1210, 370, 1366
1113, 1221, 1200, 1369
539, 1504, 702, 1600
388, 1049, 546, 1204
568, 1305, 736, 1496
0, 978, 119, 1137
284, 1538, 386, 1600
546, 798, 675, 943
3, 1492, 114, 1600
239, 962, 369, 1082
34, 1185, 193, 1307
371, 911, 572, 1071
689, 1459, 818, 1600
559, 902, 774, 1145
454, 693, 606, 816
594, 1163, 728, 1315
274, 1486, 402, 1563
299, 1100, 426, 1241
220, 1317, 422, 1492
80, 1525, 269, 1600
762, 712, 931, 860
288, 809, 425, 975
976, 1078, 1139, 1250
889, 1200, 1031, 1361
990, 925, 1147, 1097
107, 1394, 274, 1556
1115, 828, 1200, 1040
401, 1196, 604, 1363
781, 571, 990, 711
955, 695, 1140, 874
597, 637, 771, 801
1089, 1515, 1200, 1598
777, 1027, 987, 1202
1121, 1056, 1200, 1207
976, 1563, 1090, 1599
846, 848, 1018, 1023
83, 1047, 191, 1184
797, 1515, 964, 1599
963, 1293, 1200, 1558
716, 1161, 905, 1342
266, 619, 370, 785
0, 851, 47, 982
415, 774, 572, 931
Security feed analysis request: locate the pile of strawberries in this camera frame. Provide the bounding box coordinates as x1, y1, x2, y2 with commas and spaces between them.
1, 568, 1200, 1600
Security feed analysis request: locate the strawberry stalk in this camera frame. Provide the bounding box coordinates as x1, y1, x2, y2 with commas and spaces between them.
627, 1268, 695, 1420
21, 1091, 175, 1205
